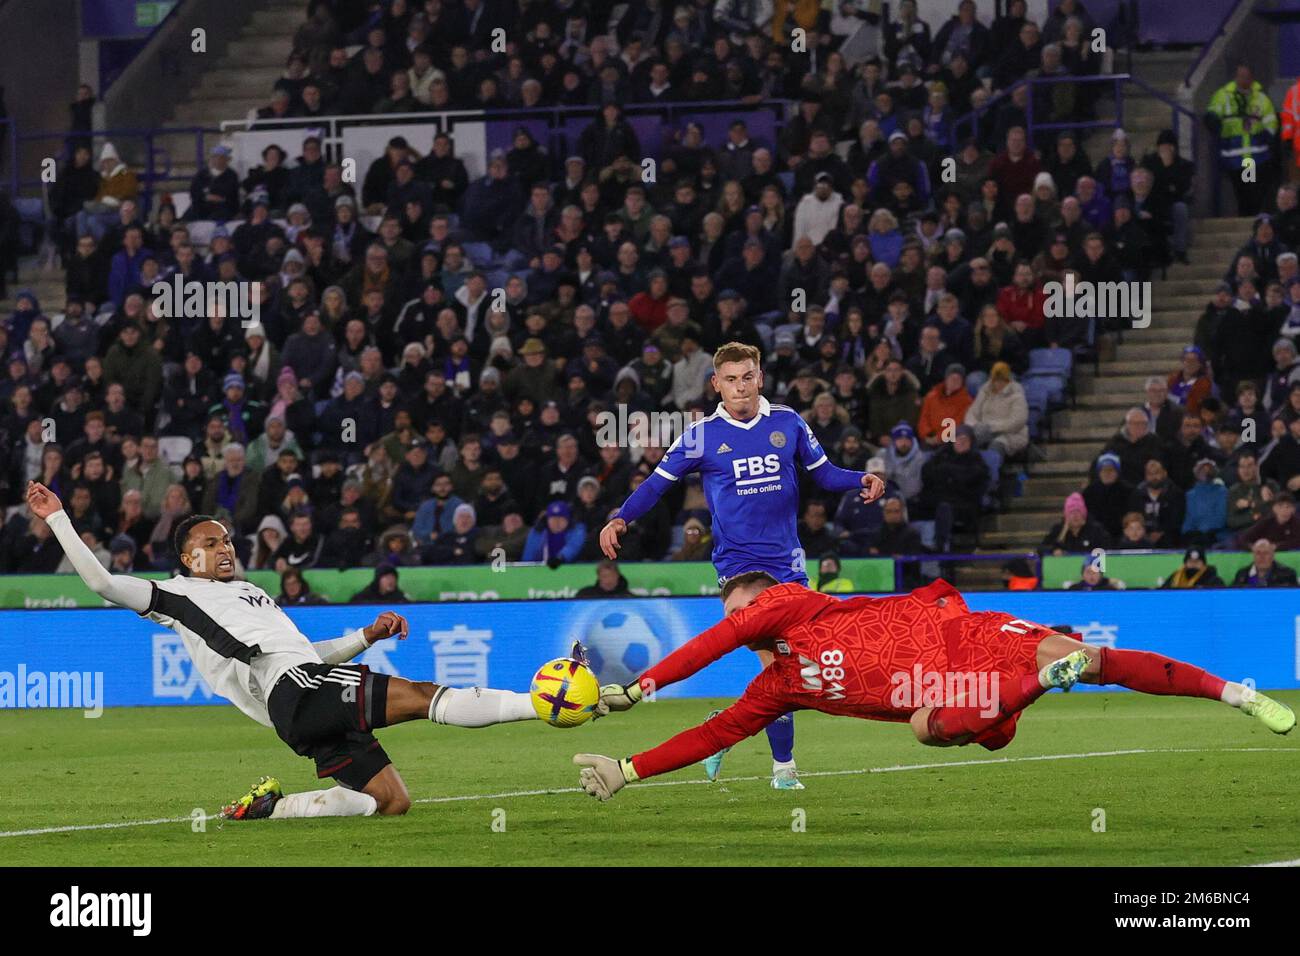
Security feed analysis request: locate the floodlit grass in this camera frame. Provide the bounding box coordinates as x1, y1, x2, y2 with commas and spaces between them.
2, 694, 1297, 866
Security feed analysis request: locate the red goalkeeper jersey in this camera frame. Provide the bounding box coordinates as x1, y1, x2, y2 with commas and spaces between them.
632, 580, 971, 778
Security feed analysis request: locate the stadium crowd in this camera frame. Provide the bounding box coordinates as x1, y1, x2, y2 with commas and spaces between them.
1055, 183, 1300, 588
5, 0, 1299, 595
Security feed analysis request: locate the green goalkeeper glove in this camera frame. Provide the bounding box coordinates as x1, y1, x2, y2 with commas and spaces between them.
573, 753, 638, 801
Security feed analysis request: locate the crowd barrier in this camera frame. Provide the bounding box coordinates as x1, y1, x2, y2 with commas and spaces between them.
0, 560, 898, 609
1040, 551, 1300, 589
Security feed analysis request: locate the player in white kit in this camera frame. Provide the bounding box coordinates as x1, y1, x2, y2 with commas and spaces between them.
26, 480, 540, 821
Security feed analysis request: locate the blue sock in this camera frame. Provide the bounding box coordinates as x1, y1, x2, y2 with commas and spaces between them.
765, 712, 795, 764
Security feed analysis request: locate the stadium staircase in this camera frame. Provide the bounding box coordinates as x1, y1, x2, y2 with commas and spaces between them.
960, 48, 1232, 586
153, 0, 305, 200
975, 217, 1254, 552
0, 0, 299, 316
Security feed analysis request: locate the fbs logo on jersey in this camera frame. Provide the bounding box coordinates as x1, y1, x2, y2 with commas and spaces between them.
717, 442, 732, 454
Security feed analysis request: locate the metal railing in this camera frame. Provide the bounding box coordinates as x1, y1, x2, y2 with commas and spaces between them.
222, 98, 794, 165
1182, 0, 1250, 88
952, 71, 1199, 162
3, 125, 220, 213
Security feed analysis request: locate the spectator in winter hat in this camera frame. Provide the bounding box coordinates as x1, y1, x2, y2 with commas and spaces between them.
1082, 451, 1134, 538
1161, 547, 1225, 589
918, 362, 972, 447
1181, 457, 1229, 546
522, 499, 585, 568
1065, 554, 1126, 590
965, 360, 1030, 456
1167, 344, 1213, 414
1039, 491, 1111, 557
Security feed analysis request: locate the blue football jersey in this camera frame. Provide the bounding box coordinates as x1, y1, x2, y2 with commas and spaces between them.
619, 397, 864, 583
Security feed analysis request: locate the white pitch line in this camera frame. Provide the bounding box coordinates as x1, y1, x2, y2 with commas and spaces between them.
2, 746, 1295, 840
0, 816, 197, 838
1249, 858, 1300, 867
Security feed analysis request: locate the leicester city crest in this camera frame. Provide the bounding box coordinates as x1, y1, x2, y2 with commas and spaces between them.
769, 430, 786, 448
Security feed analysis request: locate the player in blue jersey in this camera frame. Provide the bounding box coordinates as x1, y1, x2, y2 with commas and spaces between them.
599, 342, 884, 789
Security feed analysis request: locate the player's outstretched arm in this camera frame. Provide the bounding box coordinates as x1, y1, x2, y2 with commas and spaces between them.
311, 611, 410, 665
576, 690, 787, 800
602, 438, 701, 559
27, 481, 153, 613
797, 420, 884, 501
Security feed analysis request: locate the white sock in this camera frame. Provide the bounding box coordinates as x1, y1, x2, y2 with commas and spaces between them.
1221, 681, 1249, 708
773, 759, 797, 774
430, 686, 537, 727
269, 787, 378, 819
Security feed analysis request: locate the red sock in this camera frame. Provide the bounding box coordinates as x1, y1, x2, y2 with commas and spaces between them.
926, 672, 1046, 743
1096, 648, 1225, 700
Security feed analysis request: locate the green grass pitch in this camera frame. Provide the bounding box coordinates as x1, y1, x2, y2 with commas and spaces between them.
2, 693, 1297, 866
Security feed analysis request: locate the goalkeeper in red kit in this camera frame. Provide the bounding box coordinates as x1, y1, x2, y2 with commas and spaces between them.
573, 571, 1296, 801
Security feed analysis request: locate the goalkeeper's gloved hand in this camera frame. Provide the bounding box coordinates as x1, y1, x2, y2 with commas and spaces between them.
573, 753, 638, 801
594, 680, 644, 718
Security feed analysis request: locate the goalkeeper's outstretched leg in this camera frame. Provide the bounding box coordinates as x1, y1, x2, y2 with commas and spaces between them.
912, 632, 1296, 751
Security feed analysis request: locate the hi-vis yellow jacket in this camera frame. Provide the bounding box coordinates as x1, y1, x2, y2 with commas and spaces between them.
1207, 79, 1278, 165
1282, 78, 1300, 168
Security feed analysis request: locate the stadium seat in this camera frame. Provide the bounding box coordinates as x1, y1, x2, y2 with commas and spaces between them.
1027, 347, 1072, 378
461, 241, 496, 266
980, 449, 1004, 509
185, 220, 217, 251
156, 436, 193, 466
13, 197, 45, 253
1022, 378, 1052, 440
1024, 348, 1072, 408
483, 269, 513, 292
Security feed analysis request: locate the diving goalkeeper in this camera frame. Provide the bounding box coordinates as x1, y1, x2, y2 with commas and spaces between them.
573, 572, 1295, 800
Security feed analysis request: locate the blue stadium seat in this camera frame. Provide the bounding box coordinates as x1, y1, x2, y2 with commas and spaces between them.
1024, 348, 1072, 407
483, 269, 513, 291
1022, 378, 1052, 440
461, 241, 496, 266
13, 197, 44, 252
1027, 346, 1072, 377
980, 448, 1004, 509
